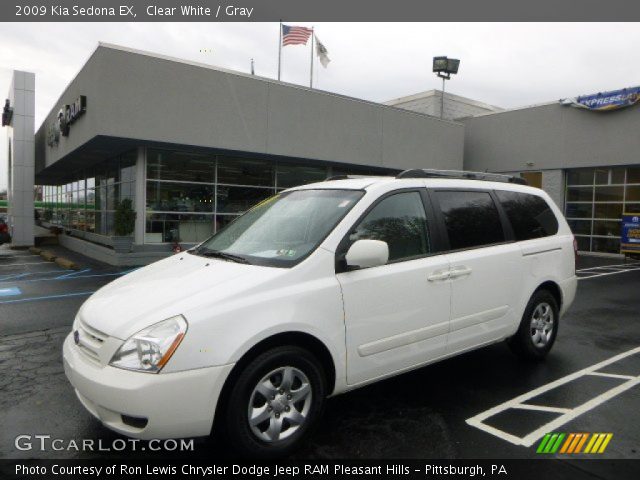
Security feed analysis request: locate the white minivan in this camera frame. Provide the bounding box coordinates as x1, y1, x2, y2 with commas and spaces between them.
63, 169, 577, 457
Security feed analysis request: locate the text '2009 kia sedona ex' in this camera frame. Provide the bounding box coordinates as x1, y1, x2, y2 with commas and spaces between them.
63, 169, 577, 457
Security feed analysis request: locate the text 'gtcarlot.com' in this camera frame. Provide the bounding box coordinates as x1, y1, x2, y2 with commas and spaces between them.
14, 435, 194, 452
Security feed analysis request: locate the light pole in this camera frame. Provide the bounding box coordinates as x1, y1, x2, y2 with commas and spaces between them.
433, 56, 460, 119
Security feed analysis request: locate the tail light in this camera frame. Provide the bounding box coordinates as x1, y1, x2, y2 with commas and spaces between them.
573, 236, 579, 271
0, 223, 7, 234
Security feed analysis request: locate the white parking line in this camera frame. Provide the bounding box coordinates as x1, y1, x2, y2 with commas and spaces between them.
576, 262, 640, 279
465, 345, 640, 447
578, 267, 640, 280
0, 261, 51, 268
577, 262, 640, 271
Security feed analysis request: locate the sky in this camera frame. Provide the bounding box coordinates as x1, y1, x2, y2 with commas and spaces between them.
1, 22, 640, 190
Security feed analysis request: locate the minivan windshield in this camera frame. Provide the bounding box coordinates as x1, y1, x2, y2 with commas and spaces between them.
192, 189, 364, 267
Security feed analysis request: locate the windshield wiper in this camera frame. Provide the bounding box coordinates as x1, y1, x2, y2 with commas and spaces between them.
193, 248, 250, 264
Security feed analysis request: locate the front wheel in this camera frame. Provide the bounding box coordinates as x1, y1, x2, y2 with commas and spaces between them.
224, 346, 326, 458
508, 290, 559, 360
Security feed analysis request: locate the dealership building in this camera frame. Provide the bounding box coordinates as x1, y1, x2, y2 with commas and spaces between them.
4, 43, 640, 264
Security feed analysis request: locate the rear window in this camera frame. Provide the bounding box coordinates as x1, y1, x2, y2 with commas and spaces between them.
495, 191, 559, 240
435, 190, 505, 250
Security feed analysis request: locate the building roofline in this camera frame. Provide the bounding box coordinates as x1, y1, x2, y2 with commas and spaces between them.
37, 42, 465, 133
457, 100, 560, 120
384, 89, 503, 112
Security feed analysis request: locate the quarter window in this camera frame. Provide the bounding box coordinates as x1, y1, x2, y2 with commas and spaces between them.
436, 191, 505, 250
496, 191, 559, 240
350, 192, 430, 262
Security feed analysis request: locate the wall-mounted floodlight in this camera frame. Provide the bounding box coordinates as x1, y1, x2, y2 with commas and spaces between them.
433, 56, 460, 77
433, 56, 460, 119
2, 99, 13, 127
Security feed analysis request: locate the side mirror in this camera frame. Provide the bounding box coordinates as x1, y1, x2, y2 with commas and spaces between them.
345, 239, 389, 269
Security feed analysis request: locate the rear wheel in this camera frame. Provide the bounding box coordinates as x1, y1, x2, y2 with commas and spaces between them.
508, 290, 559, 360
224, 346, 326, 458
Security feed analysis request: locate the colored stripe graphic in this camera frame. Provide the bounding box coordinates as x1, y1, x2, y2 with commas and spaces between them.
536, 433, 551, 453
538, 433, 612, 454
559, 433, 575, 453
574, 433, 589, 453
537, 433, 566, 453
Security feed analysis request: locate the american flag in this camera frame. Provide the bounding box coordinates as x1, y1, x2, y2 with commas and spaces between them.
282, 25, 313, 47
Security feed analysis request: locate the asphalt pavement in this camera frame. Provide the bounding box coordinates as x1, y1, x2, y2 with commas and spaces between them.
1, 246, 639, 464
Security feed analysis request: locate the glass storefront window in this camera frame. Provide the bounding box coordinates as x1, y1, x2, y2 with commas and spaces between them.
594, 168, 609, 185
41, 150, 137, 239
120, 182, 135, 203
594, 203, 623, 220
565, 166, 640, 253
594, 168, 626, 185
216, 185, 273, 213
120, 151, 137, 183
593, 220, 621, 237
592, 237, 620, 254
574, 236, 591, 252
627, 168, 640, 184
276, 164, 328, 188
106, 181, 118, 211
567, 169, 594, 186
215, 214, 238, 233
147, 149, 215, 183
145, 213, 215, 243
594, 186, 624, 202
566, 187, 593, 202
218, 157, 273, 186
567, 219, 592, 235
626, 186, 640, 202
565, 203, 593, 218
146, 181, 214, 212
611, 168, 626, 184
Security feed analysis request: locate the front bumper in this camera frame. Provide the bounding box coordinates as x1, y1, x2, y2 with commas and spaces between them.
63, 333, 234, 439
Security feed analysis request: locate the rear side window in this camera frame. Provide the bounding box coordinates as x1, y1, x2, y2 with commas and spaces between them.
350, 191, 430, 262
495, 191, 559, 240
435, 190, 505, 250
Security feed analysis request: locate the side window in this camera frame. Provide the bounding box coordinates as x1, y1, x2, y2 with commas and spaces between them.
350, 191, 430, 262
496, 190, 559, 240
435, 190, 505, 250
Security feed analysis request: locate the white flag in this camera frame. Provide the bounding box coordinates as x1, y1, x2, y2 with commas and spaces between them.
315, 35, 330, 68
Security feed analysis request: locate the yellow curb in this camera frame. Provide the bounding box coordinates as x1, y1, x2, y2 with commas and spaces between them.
29, 247, 42, 255
54, 257, 79, 270
40, 250, 57, 262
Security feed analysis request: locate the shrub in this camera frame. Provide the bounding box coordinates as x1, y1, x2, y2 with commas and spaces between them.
114, 198, 136, 236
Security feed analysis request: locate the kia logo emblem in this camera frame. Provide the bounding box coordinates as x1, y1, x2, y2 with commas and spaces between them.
73, 330, 80, 345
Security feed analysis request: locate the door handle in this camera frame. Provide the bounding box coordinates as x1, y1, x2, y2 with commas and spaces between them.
449, 266, 472, 279
427, 270, 450, 282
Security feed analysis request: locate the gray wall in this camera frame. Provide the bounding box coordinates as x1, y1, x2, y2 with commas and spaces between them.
36, 44, 463, 174
462, 102, 640, 173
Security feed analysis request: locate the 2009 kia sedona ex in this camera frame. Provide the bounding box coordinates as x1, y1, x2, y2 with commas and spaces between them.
63, 169, 577, 457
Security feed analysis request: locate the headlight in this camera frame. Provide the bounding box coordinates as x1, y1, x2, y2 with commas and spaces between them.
110, 315, 187, 373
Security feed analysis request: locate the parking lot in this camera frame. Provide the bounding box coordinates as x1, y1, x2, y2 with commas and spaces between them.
1, 246, 639, 462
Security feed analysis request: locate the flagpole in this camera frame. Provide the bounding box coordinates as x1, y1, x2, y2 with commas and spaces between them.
310, 27, 314, 88
277, 21, 282, 81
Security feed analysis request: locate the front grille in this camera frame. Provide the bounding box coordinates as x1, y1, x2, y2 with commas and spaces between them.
76, 320, 108, 365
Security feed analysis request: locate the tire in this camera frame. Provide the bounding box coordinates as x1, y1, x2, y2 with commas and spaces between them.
508, 290, 559, 360
224, 346, 326, 458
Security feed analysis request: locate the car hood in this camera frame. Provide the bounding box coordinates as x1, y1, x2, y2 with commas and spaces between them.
77, 252, 267, 339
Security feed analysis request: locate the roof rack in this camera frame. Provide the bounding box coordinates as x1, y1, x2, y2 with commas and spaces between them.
324, 174, 390, 182
396, 169, 528, 185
